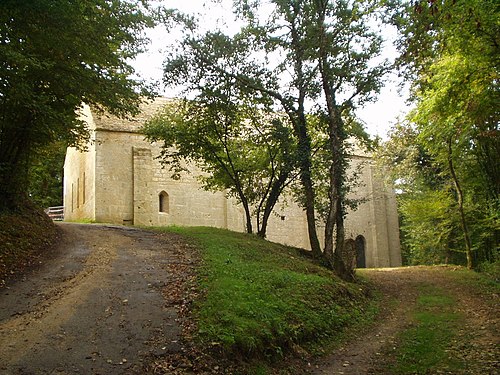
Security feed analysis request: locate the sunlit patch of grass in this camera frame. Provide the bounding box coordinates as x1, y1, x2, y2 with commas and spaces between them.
390, 283, 465, 374
153, 226, 377, 362
446, 266, 500, 307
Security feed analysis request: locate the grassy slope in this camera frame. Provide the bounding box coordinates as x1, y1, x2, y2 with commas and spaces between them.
0, 206, 59, 286
154, 226, 377, 363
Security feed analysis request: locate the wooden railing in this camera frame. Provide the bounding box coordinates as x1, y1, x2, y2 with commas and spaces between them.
45, 206, 64, 221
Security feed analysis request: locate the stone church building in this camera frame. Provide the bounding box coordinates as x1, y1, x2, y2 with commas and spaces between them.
63, 98, 402, 268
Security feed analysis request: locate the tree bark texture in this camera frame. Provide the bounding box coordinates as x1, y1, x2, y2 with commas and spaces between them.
447, 138, 473, 269
315, 1, 353, 280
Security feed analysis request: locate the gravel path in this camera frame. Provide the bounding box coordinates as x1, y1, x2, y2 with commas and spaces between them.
0, 223, 190, 375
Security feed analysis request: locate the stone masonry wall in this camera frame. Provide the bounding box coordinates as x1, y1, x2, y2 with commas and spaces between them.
263, 154, 402, 268
83, 127, 246, 230
63, 105, 96, 222
63, 99, 401, 267
94, 130, 135, 224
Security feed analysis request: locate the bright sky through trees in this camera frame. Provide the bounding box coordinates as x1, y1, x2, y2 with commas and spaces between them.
131, 0, 409, 139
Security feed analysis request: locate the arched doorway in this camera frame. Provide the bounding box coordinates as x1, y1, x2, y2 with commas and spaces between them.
355, 235, 366, 268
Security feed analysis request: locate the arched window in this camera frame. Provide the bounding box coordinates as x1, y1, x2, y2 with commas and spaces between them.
355, 235, 366, 268
159, 191, 169, 213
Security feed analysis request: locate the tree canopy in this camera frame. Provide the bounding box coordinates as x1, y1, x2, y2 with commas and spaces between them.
144, 98, 297, 238
0, 0, 153, 211
381, 0, 499, 268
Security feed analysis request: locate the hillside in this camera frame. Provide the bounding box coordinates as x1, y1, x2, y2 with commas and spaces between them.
150, 226, 380, 373
150, 227, 499, 374
0, 206, 59, 286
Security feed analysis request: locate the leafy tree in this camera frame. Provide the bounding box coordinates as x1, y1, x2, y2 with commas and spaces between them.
161, 18, 325, 258
159, 0, 389, 280
378, 120, 490, 267
0, 0, 153, 212
308, 0, 389, 279
232, 0, 388, 279
144, 98, 297, 238
392, 0, 499, 268
399, 189, 457, 265
379, 125, 465, 265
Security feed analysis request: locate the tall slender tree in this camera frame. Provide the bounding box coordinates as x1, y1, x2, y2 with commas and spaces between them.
161, 18, 325, 257
309, 0, 389, 279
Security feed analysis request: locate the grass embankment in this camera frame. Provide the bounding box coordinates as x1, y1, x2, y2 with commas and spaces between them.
155, 226, 376, 365
0, 206, 59, 286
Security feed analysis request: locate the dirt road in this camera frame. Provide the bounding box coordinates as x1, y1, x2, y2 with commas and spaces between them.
308, 267, 499, 375
1, 224, 498, 374
0, 223, 192, 375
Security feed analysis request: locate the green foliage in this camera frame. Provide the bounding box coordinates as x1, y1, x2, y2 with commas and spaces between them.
476, 260, 500, 282
376, 121, 444, 194
159, 0, 392, 275
154, 226, 376, 360
28, 141, 66, 208
382, 0, 499, 267
143, 99, 296, 236
447, 265, 500, 293
380, 120, 498, 266
0, 0, 153, 211
399, 189, 461, 265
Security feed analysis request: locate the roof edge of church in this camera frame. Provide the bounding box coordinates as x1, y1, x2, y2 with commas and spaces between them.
91, 96, 174, 132
87, 97, 375, 159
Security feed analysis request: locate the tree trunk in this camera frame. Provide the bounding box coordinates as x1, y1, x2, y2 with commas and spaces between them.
447, 139, 473, 269
288, 16, 322, 259
316, 7, 353, 280
0, 125, 31, 212
241, 197, 253, 234
322, 183, 337, 265
257, 171, 289, 239
296, 110, 322, 258
333, 196, 354, 281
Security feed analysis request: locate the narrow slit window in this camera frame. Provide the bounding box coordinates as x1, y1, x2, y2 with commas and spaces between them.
159, 191, 169, 213
82, 172, 86, 204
